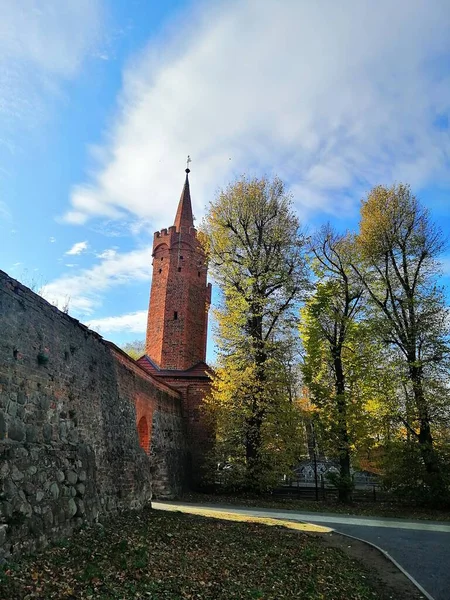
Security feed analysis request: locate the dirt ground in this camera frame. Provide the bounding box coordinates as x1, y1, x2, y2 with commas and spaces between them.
320, 530, 426, 600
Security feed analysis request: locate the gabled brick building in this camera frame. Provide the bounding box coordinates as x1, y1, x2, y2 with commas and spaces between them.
137, 166, 212, 485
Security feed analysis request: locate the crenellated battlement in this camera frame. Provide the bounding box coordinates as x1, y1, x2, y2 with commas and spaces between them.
153, 227, 199, 255
154, 225, 197, 240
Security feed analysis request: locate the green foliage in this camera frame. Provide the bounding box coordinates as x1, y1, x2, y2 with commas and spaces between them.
325, 472, 355, 498
202, 175, 308, 356
382, 440, 450, 506
37, 351, 50, 365
301, 293, 396, 459
201, 178, 450, 505
121, 339, 145, 360
201, 176, 309, 490
353, 183, 450, 494
203, 351, 306, 492
300, 227, 373, 501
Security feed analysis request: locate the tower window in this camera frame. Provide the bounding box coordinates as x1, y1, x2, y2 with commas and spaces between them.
174, 311, 178, 320
160, 257, 163, 261
198, 271, 201, 277
178, 267, 181, 272
159, 268, 162, 274
180, 255, 183, 259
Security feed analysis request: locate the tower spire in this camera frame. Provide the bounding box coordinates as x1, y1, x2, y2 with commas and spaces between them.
174, 156, 194, 231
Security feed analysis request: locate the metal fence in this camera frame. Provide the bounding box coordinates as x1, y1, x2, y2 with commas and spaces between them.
276, 475, 391, 502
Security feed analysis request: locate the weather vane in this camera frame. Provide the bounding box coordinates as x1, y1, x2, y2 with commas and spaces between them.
186, 155, 191, 173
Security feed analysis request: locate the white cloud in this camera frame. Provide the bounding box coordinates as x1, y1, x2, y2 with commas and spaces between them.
65, 241, 88, 255
62, 0, 450, 230
49, 237, 56, 243
0, 0, 103, 138
89, 310, 147, 335
41, 246, 152, 315
96, 248, 118, 260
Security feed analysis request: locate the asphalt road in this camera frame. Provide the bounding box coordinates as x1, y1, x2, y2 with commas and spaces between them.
288, 511, 450, 600
153, 501, 450, 600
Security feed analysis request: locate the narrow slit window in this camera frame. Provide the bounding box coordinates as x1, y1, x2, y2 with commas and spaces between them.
174, 311, 178, 320
198, 271, 201, 277
178, 266, 181, 272
159, 268, 162, 273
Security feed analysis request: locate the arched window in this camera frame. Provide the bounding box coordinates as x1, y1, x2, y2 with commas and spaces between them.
137, 416, 150, 454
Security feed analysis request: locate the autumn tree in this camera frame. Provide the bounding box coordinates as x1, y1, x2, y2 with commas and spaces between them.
351, 183, 450, 499
301, 227, 365, 501
204, 331, 306, 491
202, 176, 309, 489
121, 339, 146, 360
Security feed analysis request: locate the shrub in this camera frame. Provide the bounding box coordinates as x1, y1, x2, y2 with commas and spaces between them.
382, 441, 450, 507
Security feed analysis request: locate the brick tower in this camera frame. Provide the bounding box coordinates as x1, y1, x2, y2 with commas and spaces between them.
137, 165, 212, 488
145, 167, 211, 369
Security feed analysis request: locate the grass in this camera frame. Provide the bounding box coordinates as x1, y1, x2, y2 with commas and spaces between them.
181, 491, 450, 521
1, 507, 397, 600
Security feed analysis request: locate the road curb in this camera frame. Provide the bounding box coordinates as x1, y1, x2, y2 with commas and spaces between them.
154, 502, 436, 600
331, 529, 435, 600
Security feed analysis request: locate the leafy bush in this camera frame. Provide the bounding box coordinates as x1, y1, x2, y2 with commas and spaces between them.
325, 471, 355, 501
382, 441, 450, 507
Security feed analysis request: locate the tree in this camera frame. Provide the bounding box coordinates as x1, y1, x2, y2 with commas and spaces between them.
203, 332, 306, 491
301, 226, 365, 501
202, 176, 309, 489
351, 183, 450, 498
121, 340, 146, 360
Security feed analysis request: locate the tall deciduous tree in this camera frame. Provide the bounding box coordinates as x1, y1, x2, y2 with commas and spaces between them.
301, 227, 364, 502
202, 176, 309, 488
352, 183, 450, 496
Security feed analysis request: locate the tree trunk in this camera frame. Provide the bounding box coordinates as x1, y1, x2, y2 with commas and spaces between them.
409, 363, 443, 492
334, 353, 352, 503
245, 410, 264, 487
245, 311, 266, 489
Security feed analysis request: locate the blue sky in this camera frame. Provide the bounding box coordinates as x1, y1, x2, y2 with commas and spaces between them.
1, 0, 450, 363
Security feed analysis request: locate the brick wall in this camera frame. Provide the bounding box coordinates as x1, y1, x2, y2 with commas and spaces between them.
154, 376, 213, 488
0, 270, 187, 560
146, 226, 211, 371
111, 347, 187, 498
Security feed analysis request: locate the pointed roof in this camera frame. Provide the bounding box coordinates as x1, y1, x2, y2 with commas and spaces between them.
174, 168, 194, 230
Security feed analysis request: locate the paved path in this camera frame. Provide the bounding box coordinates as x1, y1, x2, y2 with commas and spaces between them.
153, 501, 450, 600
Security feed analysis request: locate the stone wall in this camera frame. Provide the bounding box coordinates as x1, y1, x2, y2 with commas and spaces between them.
110, 347, 187, 498
0, 270, 187, 560
153, 376, 213, 488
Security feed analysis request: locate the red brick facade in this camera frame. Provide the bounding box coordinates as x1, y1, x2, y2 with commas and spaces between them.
142, 169, 212, 486
145, 171, 211, 371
